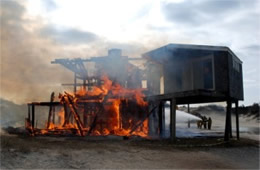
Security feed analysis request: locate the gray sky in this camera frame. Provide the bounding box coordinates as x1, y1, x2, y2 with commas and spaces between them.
1, 0, 260, 105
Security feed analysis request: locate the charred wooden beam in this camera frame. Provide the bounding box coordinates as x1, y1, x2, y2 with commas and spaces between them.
31, 104, 35, 129
47, 92, 55, 129
28, 102, 61, 106
87, 114, 98, 136
28, 101, 102, 107
63, 92, 84, 136
51, 58, 88, 79
129, 105, 157, 135
86, 103, 104, 136
62, 83, 87, 86
52, 106, 56, 124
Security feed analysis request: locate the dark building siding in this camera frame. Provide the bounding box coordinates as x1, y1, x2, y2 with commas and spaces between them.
213, 51, 229, 95
143, 44, 244, 102
228, 54, 244, 100
146, 62, 162, 95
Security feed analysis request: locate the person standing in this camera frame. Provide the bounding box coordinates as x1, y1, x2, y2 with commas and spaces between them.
208, 117, 212, 130
203, 116, 207, 129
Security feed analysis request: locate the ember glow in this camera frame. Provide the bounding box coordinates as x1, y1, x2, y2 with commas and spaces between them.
28, 75, 148, 137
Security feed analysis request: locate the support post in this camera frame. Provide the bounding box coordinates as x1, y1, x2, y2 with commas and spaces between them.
31, 104, 35, 129
158, 101, 163, 137
230, 103, 233, 138
170, 98, 176, 141
187, 104, 190, 113
235, 101, 240, 140
162, 102, 165, 135
224, 100, 232, 141
83, 79, 87, 91
47, 92, 55, 129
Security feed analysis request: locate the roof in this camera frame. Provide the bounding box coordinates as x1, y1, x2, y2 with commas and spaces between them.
142, 43, 242, 63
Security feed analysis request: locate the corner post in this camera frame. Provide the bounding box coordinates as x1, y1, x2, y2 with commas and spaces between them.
235, 101, 240, 140
230, 102, 233, 138
224, 99, 232, 141
158, 101, 164, 137
170, 98, 176, 141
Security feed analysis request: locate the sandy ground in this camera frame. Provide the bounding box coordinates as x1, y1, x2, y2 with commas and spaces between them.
1, 134, 259, 169
1, 107, 259, 169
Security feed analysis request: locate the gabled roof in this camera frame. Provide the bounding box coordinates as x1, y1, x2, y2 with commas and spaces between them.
142, 43, 242, 63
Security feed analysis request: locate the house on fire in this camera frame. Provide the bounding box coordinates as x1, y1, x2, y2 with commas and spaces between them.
143, 43, 243, 141
26, 49, 147, 137
26, 44, 243, 141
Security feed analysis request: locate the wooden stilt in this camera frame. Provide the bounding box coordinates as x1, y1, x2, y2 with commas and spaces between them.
230, 103, 233, 138
159, 101, 163, 137
224, 100, 231, 141
47, 92, 55, 129
170, 98, 176, 141
52, 106, 55, 124
162, 101, 165, 135
235, 101, 240, 140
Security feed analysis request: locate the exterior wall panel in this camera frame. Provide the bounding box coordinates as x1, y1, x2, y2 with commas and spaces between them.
228, 54, 244, 100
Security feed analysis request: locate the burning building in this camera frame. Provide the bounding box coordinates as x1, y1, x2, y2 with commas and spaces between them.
26, 44, 243, 141
26, 49, 148, 137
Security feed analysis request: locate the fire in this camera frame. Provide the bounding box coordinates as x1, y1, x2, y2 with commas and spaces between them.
35, 75, 149, 138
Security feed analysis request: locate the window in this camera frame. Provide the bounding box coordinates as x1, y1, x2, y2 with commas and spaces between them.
203, 59, 213, 89
192, 56, 214, 90
176, 67, 183, 91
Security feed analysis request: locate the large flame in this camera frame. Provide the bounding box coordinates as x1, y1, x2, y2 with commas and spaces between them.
37, 75, 148, 137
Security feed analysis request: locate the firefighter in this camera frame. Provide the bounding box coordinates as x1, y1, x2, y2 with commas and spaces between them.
208, 117, 212, 130
197, 120, 202, 129
197, 120, 200, 128
203, 116, 207, 129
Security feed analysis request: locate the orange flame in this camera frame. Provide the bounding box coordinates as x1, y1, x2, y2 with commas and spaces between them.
37, 75, 148, 137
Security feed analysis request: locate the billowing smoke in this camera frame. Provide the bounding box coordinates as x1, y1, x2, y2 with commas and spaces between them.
0, 1, 170, 130
1, 0, 71, 104
0, 1, 168, 105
